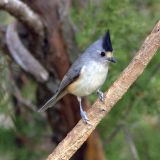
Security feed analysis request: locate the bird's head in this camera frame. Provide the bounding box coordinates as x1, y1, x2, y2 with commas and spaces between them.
85, 30, 116, 64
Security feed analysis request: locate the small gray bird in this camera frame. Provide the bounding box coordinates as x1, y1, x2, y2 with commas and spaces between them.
38, 31, 116, 123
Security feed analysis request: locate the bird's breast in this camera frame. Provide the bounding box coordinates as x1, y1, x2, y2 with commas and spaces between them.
67, 61, 108, 96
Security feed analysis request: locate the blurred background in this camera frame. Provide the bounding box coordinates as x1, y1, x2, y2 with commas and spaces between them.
0, 0, 160, 160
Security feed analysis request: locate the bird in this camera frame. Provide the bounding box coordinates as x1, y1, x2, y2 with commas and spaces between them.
38, 30, 116, 123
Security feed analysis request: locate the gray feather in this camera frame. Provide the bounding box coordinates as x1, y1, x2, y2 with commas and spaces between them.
58, 65, 82, 93
38, 66, 82, 112
38, 91, 66, 112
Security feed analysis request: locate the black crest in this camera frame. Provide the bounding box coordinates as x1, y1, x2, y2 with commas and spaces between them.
102, 30, 113, 52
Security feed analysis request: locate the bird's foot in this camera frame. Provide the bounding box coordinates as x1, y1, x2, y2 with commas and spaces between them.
97, 90, 105, 102
78, 97, 90, 124
80, 109, 89, 124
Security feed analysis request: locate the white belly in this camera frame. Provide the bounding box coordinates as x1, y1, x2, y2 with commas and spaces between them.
67, 61, 108, 96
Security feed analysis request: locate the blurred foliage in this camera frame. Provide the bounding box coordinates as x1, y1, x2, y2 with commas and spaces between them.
0, 0, 160, 160
0, 55, 48, 159
72, 0, 160, 159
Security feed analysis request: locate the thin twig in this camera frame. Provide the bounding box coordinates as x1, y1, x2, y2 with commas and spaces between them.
0, 0, 44, 36
104, 101, 134, 146
104, 123, 123, 145
8, 66, 37, 112
13, 84, 37, 112
123, 126, 140, 160
47, 21, 160, 160
104, 100, 134, 145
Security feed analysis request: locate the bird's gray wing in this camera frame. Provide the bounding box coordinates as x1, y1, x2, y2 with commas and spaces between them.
57, 66, 82, 94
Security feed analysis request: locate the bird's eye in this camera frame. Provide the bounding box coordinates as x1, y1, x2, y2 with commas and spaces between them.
100, 52, 105, 57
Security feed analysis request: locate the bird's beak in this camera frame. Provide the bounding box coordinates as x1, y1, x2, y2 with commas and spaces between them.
107, 57, 116, 63
106, 52, 116, 63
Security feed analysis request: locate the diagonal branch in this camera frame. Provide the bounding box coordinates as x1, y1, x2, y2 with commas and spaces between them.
47, 21, 160, 160
0, 0, 44, 36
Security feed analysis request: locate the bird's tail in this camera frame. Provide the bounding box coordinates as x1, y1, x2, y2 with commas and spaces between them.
38, 91, 67, 112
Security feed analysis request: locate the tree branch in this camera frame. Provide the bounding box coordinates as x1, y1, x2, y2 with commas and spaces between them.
6, 22, 49, 82
47, 21, 160, 160
0, 0, 44, 36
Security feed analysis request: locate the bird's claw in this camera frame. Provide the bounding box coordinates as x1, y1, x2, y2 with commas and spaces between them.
80, 110, 89, 124
97, 90, 105, 102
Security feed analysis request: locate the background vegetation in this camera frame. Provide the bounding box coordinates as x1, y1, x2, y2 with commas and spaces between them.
0, 0, 160, 159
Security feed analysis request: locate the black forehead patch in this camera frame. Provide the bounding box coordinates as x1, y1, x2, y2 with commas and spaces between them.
102, 30, 113, 52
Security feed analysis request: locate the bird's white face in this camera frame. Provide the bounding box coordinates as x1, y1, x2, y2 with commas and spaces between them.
92, 49, 116, 64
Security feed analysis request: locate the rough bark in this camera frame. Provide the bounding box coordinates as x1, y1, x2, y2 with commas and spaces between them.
47, 21, 160, 160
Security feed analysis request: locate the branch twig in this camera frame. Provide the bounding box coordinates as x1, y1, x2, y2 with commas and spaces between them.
123, 126, 140, 160
47, 21, 160, 160
0, 0, 44, 36
104, 100, 134, 145
104, 123, 123, 145
6, 22, 49, 82
11, 77, 37, 112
